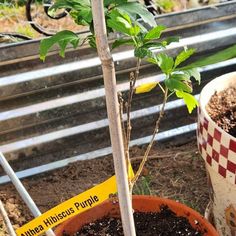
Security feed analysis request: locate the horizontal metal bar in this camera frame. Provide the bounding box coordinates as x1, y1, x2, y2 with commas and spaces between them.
0, 123, 197, 184
0, 74, 164, 121
0, 0, 235, 54
1, 57, 236, 122
1, 26, 236, 88
0, 95, 196, 153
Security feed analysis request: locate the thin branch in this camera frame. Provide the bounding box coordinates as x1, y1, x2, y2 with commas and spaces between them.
132, 87, 168, 185
119, 93, 127, 145
119, 92, 129, 168
157, 82, 165, 94
130, 152, 188, 163
126, 58, 141, 152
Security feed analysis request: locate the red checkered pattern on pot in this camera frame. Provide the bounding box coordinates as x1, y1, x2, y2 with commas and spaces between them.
197, 107, 236, 185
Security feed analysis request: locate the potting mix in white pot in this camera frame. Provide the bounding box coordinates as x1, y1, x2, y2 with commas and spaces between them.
197, 72, 236, 236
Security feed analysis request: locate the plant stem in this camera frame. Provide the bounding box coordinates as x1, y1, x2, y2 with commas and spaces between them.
132, 87, 168, 185
126, 59, 141, 152
125, 58, 141, 189
119, 93, 128, 151
91, 2, 136, 236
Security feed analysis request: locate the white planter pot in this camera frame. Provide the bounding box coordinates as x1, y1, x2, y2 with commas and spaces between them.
197, 72, 236, 236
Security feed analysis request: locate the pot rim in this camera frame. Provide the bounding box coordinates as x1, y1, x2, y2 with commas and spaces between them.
199, 71, 236, 142
55, 195, 218, 236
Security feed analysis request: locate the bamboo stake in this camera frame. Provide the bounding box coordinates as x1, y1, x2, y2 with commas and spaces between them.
0, 152, 55, 236
91, 2, 136, 236
0, 200, 16, 236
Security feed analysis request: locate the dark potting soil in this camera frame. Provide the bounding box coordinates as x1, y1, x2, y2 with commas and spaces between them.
206, 87, 236, 138
66, 206, 204, 236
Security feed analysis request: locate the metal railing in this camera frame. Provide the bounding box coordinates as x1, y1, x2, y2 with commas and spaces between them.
0, 1, 236, 185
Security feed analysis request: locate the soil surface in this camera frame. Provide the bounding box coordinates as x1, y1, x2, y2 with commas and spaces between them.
0, 138, 210, 236
75, 206, 203, 236
206, 87, 236, 137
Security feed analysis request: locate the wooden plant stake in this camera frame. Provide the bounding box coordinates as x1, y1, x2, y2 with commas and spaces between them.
91, 1, 136, 236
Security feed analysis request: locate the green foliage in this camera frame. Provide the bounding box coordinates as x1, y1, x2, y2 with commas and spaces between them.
16, 25, 37, 38
50, 0, 156, 29
51, 0, 92, 26
183, 68, 201, 85
107, 10, 135, 36
175, 90, 198, 113
179, 44, 236, 70
155, 0, 174, 12
39, 30, 80, 61
40, 0, 157, 60
174, 48, 195, 68
110, 12, 176, 60
116, 2, 156, 27
0, 0, 41, 7
165, 74, 192, 93
87, 35, 96, 48
156, 53, 174, 74
41, 0, 236, 115
144, 25, 166, 40
112, 38, 134, 49
145, 47, 199, 113
40, 0, 198, 114
133, 176, 152, 195
104, 0, 128, 6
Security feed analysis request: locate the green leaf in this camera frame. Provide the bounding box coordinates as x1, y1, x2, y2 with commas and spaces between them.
51, 0, 92, 26
87, 35, 96, 49
74, 6, 93, 25
117, 2, 156, 27
146, 57, 159, 65
112, 38, 134, 50
183, 68, 201, 84
39, 30, 80, 61
134, 47, 152, 59
165, 76, 192, 93
117, 16, 132, 29
51, 0, 90, 11
104, 0, 127, 7
107, 18, 131, 35
135, 82, 158, 94
143, 42, 166, 50
107, 10, 132, 35
162, 36, 180, 46
175, 91, 198, 113
156, 53, 174, 74
174, 48, 195, 68
180, 44, 236, 70
130, 25, 141, 36
144, 25, 166, 40
171, 73, 191, 82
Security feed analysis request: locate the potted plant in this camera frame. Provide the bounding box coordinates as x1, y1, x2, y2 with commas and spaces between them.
38, 0, 236, 235
197, 72, 236, 236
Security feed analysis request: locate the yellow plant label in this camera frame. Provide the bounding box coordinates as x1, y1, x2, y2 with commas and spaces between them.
16, 163, 135, 236
128, 160, 134, 181
16, 176, 117, 236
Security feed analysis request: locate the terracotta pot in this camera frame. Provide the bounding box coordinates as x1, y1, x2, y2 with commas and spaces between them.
55, 195, 218, 236
197, 72, 236, 236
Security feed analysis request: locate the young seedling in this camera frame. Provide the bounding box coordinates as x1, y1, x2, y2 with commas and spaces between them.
39, 1, 236, 235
